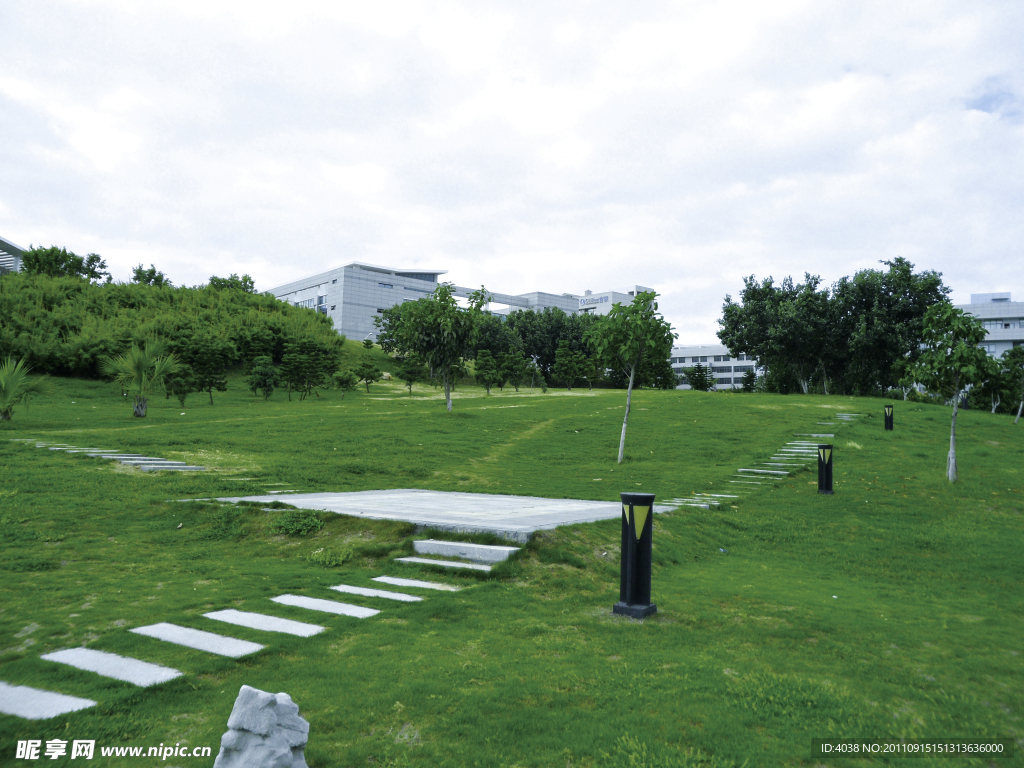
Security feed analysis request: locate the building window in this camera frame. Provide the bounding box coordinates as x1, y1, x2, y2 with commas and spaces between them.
379, 283, 393, 289
712, 366, 732, 373
377, 308, 385, 314
332, 279, 337, 284
317, 295, 326, 305
330, 305, 336, 310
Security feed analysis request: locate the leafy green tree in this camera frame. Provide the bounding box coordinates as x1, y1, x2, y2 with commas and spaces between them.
382, 283, 488, 413
500, 350, 529, 392
165, 363, 197, 406
684, 363, 715, 392
396, 357, 426, 394
354, 361, 383, 393
207, 274, 257, 293
587, 291, 676, 463
131, 264, 172, 287
101, 341, 181, 417
21, 246, 110, 283
362, 338, 375, 351
553, 340, 583, 390
1002, 346, 1024, 424
740, 367, 757, 392
913, 304, 989, 482
247, 356, 279, 400
332, 369, 358, 398
0, 357, 47, 420
280, 338, 338, 400
969, 356, 1011, 414
474, 349, 500, 395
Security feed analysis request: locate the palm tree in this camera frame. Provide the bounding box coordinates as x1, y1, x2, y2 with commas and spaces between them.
102, 342, 180, 417
0, 357, 47, 421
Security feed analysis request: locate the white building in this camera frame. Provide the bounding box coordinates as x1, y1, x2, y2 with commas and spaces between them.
266, 262, 647, 342
669, 343, 760, 390
956, 292, 1024, 357
0, 235, 25, 275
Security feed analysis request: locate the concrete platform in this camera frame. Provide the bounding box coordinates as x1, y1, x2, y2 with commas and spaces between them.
217, 489, 670, 543
397, 556, 492, 572
0, 681, 96, 719
40, 648, 183, 687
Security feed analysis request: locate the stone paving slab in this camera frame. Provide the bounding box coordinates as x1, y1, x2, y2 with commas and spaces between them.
373, 576, 461, 592
329, 584, 422, 602
216, 489, 670, 542
204, 610, 325, 637
40, 648, 182, 687
0, 681, 96, 720
130, 623, 264, 657
397, 556, 492, 572
271, 595, 380, 618
413, 539, 519, 563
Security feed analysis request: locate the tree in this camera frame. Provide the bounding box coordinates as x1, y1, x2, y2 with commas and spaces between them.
553, 340, 583, 390
380, 283, 488, 413
185, 332, 234, 404
362, 338, 375, 352
501, 350, 530, 392
21, 246, 110, 283
969, 356, 1011, 414
914, 304, 989, 482
165, 364, 197, 406
280, 338, 338, 400
739, 367, 757, 392
131, 264, 172, 287
247, 356, 279, 400
999, 346, 1024, 424
101, 342, 181, 417
474, 349, 500, 395
684, 363, 716, 392
332, 369, 358, 398
208, 274, 257, 293
354, 361, 383, 393
396, 357, 426, 394
0, 357, 47, 420
586, 291, 676, 463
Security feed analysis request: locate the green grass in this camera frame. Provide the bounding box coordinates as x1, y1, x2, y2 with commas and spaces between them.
1, 373, 1022, 767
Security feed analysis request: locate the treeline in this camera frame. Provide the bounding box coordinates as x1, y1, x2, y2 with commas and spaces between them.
376, 303, 676, 391
0, 271, 343, 386
718, 258, 950, 396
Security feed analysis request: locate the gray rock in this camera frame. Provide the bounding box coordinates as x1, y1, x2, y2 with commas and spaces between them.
213, 685, 309, 768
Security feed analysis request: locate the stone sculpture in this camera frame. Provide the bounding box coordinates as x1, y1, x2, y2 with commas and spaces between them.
213, 685, 309, 768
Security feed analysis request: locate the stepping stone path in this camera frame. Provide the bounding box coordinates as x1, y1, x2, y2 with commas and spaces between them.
3, 558, 465, 720
13, 440, 207, 472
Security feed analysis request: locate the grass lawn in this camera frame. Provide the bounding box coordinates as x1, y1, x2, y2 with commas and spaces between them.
1, 369, 1022, 767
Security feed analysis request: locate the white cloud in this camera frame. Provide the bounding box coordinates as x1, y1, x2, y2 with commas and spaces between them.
1, 0, 1022, 338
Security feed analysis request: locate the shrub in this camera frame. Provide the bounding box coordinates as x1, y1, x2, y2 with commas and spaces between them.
272, 510, 324, 536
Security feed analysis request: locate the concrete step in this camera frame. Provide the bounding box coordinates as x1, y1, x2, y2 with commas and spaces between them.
139, 465, 206, 472
413, 539, 519, 564
737, 468, 790, 475
397, 556, 492, 572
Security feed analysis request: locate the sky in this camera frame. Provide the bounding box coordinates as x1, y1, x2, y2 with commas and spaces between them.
2, 1, 1022, 342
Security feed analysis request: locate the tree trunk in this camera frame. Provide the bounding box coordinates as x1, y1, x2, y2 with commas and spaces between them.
991, 393, 999, 414
947, 394, 959, 482
0, 410, 11, 420
208, 388, 214, 405
617, 366, 635, 464
1015, 398, 1022, 424
444, 372, 452, 412
133, 395, 148, 418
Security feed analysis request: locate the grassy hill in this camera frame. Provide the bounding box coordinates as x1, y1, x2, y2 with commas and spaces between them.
1, 376, 1021, 766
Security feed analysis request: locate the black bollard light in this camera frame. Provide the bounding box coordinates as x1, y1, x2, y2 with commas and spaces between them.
884, 404, 894, 431
817, 444, 834, 494
613, 492, 657, 619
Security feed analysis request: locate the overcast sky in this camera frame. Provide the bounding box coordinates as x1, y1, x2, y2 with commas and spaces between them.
2, 1, 1022, 342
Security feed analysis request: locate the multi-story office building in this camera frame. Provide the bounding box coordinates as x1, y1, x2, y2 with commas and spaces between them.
956, 293, 1024, 356
0, 235, 25, 275
669, 344, 759, 390
267, 262, 652, 342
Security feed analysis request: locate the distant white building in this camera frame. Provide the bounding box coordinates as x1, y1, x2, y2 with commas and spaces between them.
956, 292, 1024, 357
0, 235, 25, 275
267, 262, 650, 342
669, 343, 760, 390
